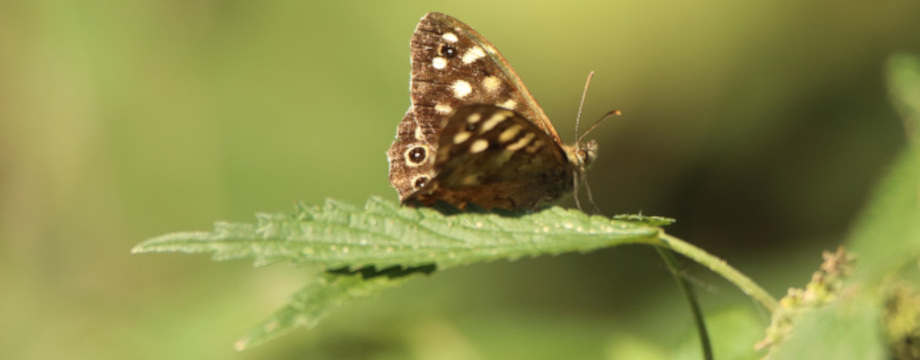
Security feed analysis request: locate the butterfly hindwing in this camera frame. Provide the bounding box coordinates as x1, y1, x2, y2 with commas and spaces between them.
387, 110, 437, 198
406, 106, 574, 210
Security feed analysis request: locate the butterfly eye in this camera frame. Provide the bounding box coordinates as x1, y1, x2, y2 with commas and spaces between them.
465, 122, 477, 131
438, 44, 457, 58
413, 175, 429, 189
406, 146, 428, 164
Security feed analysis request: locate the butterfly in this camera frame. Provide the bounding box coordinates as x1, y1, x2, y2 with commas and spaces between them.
387, 12, 603, 211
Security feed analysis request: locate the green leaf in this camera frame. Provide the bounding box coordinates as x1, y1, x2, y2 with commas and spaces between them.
134, 197, 670, 349
134, 194, 782, 353
232, 272, 417, 350
133, 197, 663, 271
768, 296, 887, 360
764, 53, 920, 360
847, 53, 920, 281
887, 53, 920, 141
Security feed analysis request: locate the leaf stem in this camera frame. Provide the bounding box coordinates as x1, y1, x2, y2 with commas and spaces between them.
657, 232, 779, 312
655, 245, 713, 360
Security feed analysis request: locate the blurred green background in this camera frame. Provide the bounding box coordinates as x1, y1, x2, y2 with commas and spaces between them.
2, 1, 919, 359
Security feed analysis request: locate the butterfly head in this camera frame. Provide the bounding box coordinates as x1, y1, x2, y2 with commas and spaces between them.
570, 108, 616, 213
563, 138, 598, 177
572, 108, 620, 171
577, 139, 599, 168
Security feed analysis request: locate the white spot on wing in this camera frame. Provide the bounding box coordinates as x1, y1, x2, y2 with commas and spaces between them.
462, 46, 486, 64
432, 57, 447, 70
497, 99, 517, 110
414, 126, 425, 141
506, 132, 535, 151
461, 174, 479, 185
480, 111, 511, 133
434, 104, 453, 114
482, 76, 501, 93
451, 80, 472, 99
453, 131, 471, 144
499, 125, 522, 143
525, 139, 545, 153
470, 139, 489, 153
442, 32, 459, 43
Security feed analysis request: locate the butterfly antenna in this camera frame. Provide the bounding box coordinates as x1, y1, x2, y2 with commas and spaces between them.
577, 109, 622, 144
579, 108, 620, 214
574, 71, 595, 144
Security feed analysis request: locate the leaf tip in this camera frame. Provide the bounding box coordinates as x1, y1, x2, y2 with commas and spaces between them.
131, 240, 158, 254
130, 244, 145, 254
612, 214, 676, 227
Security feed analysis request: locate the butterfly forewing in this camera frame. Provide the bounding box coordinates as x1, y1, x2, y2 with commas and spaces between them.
410, 13, 560, 143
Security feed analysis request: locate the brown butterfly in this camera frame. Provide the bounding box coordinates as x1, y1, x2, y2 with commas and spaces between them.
387, 12, 605, 210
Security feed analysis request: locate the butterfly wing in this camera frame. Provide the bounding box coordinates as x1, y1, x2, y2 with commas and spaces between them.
405, 106, 574, 210
410, 13, 560, 141
387, 12, 563, 200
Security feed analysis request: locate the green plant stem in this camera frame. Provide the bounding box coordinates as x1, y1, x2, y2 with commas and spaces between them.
657, 232, 780, 312
655, 245, 713, 360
